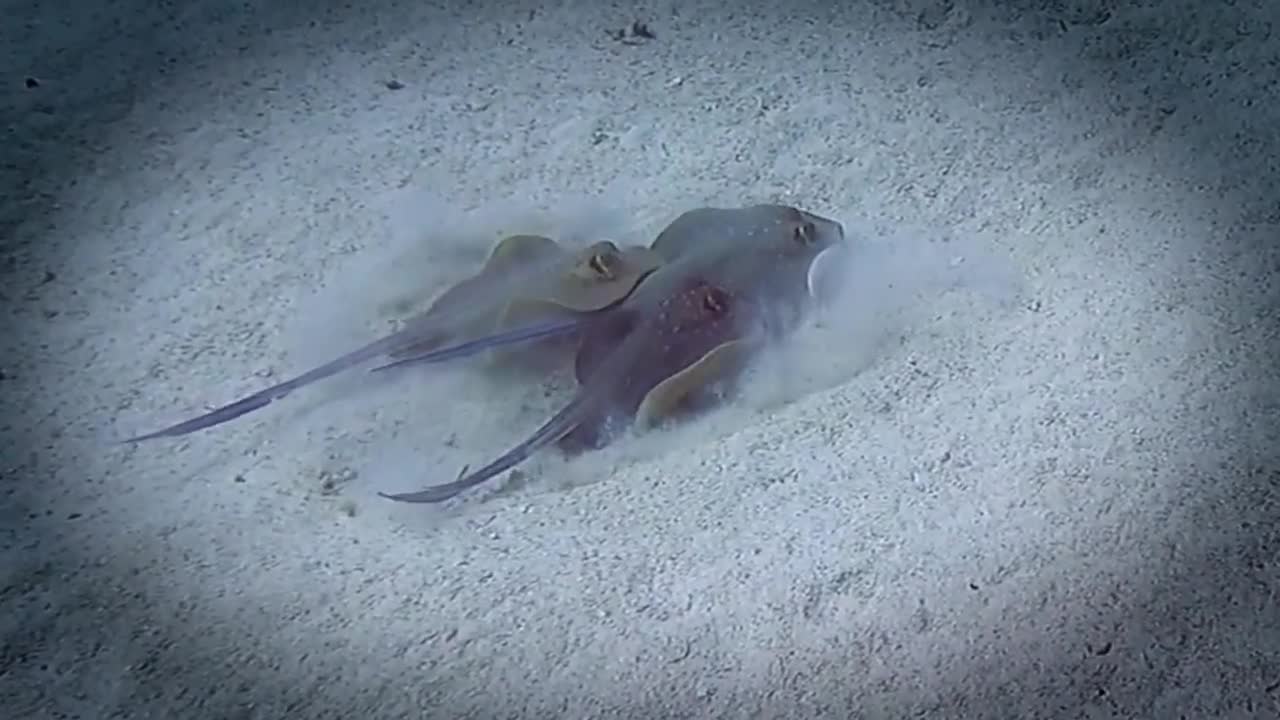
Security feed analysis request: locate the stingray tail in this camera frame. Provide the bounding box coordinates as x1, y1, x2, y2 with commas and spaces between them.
119, 326, 447, 443
378, 393, 592, 504
367, 316, 588, 374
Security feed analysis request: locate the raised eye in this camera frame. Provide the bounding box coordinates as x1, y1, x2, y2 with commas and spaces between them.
586, 251, 617, 279
701, 286, 729, 315
792, 221, 817, 245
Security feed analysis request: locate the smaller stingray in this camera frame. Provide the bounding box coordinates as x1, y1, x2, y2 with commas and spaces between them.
378, 276, 761, 504
120, 235, 663, 442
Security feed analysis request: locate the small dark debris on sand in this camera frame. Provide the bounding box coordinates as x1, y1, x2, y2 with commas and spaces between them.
608, 21, 656, 45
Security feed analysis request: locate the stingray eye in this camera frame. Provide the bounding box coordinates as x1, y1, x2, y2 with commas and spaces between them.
792, 221, 817, 246
585, 250, 617, 279
701, 287, 729, 316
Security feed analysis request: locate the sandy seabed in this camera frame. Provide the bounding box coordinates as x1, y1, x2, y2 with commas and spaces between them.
2, 0, 1277, 717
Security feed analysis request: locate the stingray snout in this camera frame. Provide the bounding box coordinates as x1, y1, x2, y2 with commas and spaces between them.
812, 213, 847, 249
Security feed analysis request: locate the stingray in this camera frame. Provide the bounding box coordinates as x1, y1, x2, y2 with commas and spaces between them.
378, 204, 846, 503
120, 235, 663, 442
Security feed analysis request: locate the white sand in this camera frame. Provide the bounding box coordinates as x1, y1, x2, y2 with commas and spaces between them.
4, 0, 1277, 717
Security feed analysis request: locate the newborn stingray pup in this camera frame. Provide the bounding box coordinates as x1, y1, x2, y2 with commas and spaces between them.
379, 204, 846, 504
121, 235, 662, 442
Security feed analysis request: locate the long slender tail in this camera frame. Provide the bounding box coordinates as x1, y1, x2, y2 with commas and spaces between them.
119, 329, 432, 443
122, 316, 588, 443
378, 393, 592, 503
367, 317, 587, 374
